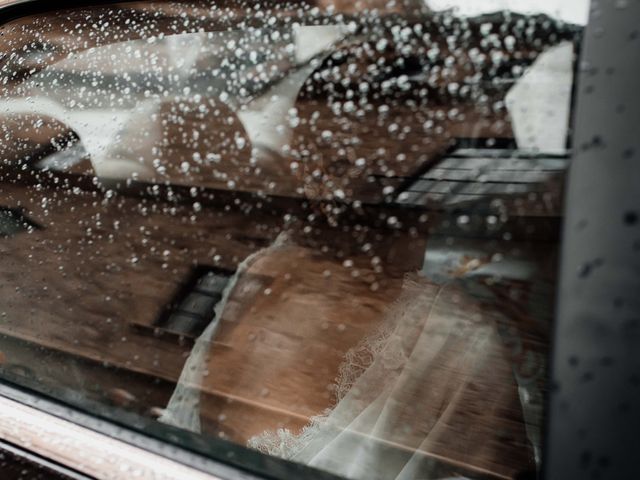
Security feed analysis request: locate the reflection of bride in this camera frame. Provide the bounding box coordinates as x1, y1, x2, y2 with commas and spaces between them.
248, 276, 532, 479
161, 233, 544, 480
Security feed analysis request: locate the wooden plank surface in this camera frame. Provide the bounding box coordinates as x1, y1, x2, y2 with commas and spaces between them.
0, 174, 553, 478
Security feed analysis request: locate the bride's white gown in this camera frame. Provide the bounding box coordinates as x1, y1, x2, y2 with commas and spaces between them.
161, 235, 544, 480
248, 277, 530, 479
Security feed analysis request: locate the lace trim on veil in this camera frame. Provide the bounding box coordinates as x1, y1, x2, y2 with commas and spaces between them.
247, 275, 435, 459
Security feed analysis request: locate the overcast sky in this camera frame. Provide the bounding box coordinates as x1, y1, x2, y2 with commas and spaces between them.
427, 0, 590, 24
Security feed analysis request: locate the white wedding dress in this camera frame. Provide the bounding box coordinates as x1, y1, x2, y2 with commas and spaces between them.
161, 233, 544, 480
248, 276, 527, 480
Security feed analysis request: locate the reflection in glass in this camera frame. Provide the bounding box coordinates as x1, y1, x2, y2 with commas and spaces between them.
0, 1, 585, 479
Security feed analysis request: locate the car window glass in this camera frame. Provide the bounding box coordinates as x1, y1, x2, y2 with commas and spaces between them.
0, 1, 586, 479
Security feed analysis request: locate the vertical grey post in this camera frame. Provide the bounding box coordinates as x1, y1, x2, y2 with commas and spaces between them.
545, 0, 640, 479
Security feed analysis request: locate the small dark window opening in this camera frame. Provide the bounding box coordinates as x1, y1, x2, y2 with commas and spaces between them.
155, 266, 234, 339
0, 207, 42, 237
390, 141, 569, 211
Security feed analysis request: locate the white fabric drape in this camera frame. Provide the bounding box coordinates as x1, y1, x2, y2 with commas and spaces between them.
249, 276, 525, 480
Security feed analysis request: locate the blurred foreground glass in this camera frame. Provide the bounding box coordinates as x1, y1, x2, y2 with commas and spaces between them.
0, 1, 585, 479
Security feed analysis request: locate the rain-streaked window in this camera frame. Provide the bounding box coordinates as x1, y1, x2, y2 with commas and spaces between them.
0, 1, 586, 478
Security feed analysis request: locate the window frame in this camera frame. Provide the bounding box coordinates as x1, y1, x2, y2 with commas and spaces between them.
543, 1, 640, 479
